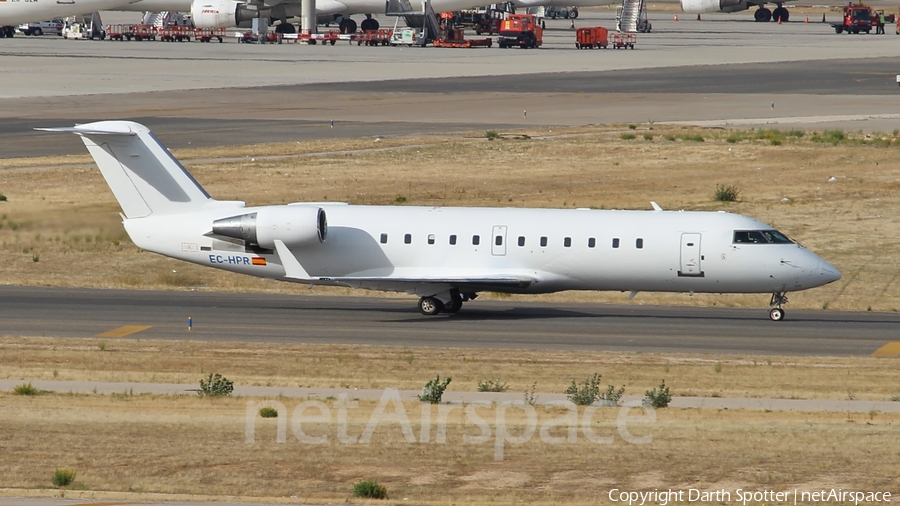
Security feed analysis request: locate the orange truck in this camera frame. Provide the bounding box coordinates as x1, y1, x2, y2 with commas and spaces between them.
575, 26, 608, 49
830, 3, 888, 34
497, 14, 542, 48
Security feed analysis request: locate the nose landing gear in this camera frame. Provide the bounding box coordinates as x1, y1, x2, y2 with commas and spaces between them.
769, 292, 788, 321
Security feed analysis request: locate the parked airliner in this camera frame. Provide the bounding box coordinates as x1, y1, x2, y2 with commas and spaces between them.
0, 0, 129, 37
41, 121, 840, 321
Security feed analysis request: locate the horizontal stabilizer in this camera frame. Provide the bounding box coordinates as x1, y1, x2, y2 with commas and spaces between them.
36, 125, 138, 136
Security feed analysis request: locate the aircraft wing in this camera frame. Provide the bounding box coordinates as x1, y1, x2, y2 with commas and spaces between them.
273, 240, 534, 292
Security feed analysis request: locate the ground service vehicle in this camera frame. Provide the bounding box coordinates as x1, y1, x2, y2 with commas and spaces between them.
575, 26, 607, 48
18, 19, 63, 36
832, 4, 874, 34
545, 6, 578, 19
498, 13, 542, 48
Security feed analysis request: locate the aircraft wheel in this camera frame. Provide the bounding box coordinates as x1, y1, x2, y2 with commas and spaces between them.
339, 18, 357, 34
570, 8, 578, 19
360, 18, 378, 31
769, 308, 785, 321
754, 8, 771, 22
418, 296, 444, 315
444, 298, 463, 314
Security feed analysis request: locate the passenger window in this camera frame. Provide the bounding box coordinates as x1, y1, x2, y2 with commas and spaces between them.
472, 235, 480, 246
540, 237, 548, 247
450, 234, 457, 245
428, 234, 435, 245
404, 233, 412, 244
636, 238, 643, 249
564, 237, 572, 247
612, 238, 620, 248
495, 235, 503, 246
380, 233, 388, 244
588, 238, 596, 248
518, 236, 525, 247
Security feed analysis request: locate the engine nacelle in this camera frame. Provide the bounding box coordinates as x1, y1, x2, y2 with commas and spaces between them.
192, 0, 257, 28
212, 206, 327, 249
681, 0, 747, 13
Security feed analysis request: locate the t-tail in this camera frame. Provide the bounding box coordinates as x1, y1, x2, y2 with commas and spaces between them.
38, 121, 214, 218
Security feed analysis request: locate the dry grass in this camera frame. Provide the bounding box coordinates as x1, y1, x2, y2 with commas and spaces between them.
1, 393, 897, 503
3, 336, 899, 401
2, 125, 900, 310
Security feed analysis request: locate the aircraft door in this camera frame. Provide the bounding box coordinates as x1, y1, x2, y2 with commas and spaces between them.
679, 233, 703, 277
492, 225, 508, 256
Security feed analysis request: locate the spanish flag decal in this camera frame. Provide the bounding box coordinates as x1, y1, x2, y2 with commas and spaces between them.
251, 257, 267, 266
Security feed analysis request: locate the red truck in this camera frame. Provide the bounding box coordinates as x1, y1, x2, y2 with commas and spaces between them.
831, 3, 892, 34
497, 14, 542, 48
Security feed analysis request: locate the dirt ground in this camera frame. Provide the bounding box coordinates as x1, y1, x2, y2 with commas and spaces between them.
1, 392, 898, 504
2, 336, 899, 401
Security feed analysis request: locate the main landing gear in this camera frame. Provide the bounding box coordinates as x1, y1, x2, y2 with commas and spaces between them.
769, 292, 788, 321
754, 5, 790, 22
418, 290, 470, 315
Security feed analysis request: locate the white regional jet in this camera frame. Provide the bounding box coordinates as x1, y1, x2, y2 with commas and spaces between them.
0, 0, 130, 37
42, 121, 841, 321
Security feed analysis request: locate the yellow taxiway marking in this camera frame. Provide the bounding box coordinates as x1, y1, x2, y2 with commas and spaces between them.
871, 342, 900, 358
95, 325, 152, 338
71, 503, 133, 506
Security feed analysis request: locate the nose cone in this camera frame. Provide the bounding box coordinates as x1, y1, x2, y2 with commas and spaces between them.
818, 259, 841, 285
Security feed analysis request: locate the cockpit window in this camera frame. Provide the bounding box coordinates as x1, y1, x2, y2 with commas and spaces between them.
733, 230, 795, 244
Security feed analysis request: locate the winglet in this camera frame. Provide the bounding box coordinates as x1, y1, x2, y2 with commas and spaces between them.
274, 240, 314, 280
650, 201, 662, 211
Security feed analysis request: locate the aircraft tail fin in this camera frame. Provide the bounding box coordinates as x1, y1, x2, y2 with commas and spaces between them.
38, 121, 213, 219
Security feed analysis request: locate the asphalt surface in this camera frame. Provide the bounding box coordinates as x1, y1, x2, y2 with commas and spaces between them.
301, 57, 900, 95
1, 286, 897, 356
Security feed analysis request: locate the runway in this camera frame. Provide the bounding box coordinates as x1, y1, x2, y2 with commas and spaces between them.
1, 286, 897, 356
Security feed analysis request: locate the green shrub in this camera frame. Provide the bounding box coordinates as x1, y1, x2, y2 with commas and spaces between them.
13, 383, 42, 396
714, 184, 740, 202
477, 377, 509, 392
664, 134, 676, 141
52, 468, 76, 488
259, 407, 278, 418
599, 384, 626, 406
394, 195, 407, 203
524, 382, 538, 406
620, 133, 636, 140
725, 135, 740, 143
680, 134, 704, 142
642, 133, 653, 141
565, 373, 602, 406
485, 130, 499, 140
770, 138, 782, 146
627, 124, 637, 130
418, 375, 451, 403
0, 193, 7, 202
199, 373, 233, 397
786, 129, 804, 138
353, 480, 387, 499
32, 253, 40, 263
643, 380, 672, 408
